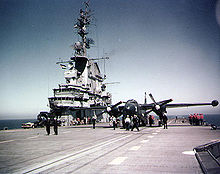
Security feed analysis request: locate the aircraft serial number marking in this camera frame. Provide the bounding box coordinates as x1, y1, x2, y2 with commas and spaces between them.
108, 157, 128, 165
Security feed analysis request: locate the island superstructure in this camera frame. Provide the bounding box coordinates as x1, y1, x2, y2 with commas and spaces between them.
48, 1, 111, 119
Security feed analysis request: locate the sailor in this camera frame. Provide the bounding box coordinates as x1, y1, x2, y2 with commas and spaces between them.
92, 115, 97, 129
116, 118, 120, 128
163, 114, 168, 129
83, 117, 87, 125
53, 117, 58, 135
112, 116, 116, 130
46, 118, 50, 135
149, 115, 153, 127
200, 114, 204, 125
125, 115, 131, 131
131, 115, 139, 131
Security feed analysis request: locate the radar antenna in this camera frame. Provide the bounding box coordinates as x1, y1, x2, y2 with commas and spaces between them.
73, 0, 93, 57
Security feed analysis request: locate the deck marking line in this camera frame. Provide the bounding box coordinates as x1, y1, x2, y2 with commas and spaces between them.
108, 157, 127, 165
140, 140, 149, 143
26, 136, 39, 139
0, 140, 14, 144
148, 136, 154, 138
182, 151, 195, 155
20, 134, 131, 174
129, 146, 141, 151
152, 133, 158, 135
62, 131, 71, 134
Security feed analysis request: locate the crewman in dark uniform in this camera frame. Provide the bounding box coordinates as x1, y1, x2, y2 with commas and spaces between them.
149, 115, 153, 127
46, 118, 50, 135
163, 114, 168, 129
92, 115, 97, 129
131, 115, 139, 131
83, 117, 87, 125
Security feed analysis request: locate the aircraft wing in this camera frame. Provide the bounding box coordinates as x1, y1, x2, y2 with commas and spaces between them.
140, 100, 218, 111
140, 103, 155, 110
140, 99, 173, 110
165, 100, 218, 108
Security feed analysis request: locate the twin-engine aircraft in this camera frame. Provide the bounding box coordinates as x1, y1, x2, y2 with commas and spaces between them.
97, 93, 218, 125
49, 93, 218, 126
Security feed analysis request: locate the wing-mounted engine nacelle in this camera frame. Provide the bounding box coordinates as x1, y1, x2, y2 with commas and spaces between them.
160, 105, 167, 113
109, 106, 122, 117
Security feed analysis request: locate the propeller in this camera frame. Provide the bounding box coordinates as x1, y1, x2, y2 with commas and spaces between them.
149, 93, 157, 105
97, 101, 123, 117
148, 93, 173, 118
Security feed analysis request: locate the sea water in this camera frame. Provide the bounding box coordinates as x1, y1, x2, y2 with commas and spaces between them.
0, 119, 37, 130
169, 114, 220, 126
203, 114, 220, 126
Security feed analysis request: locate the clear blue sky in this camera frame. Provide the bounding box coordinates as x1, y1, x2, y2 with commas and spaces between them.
0, 0, 220, 119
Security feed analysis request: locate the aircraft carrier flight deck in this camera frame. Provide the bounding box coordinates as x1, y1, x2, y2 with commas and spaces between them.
0, 119, 220, 174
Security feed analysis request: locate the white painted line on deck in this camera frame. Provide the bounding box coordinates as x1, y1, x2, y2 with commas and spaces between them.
148, 136, 154, 138
62, 131, 71, 134
20, 134, 131, 174
108, 157, 128, 165
156, 130, 160, 132
182, 151, 195, 155
0, 140, 14, 144
129, 146, 141, 151
152, 133, 158, 135
26, 136, 39, 139
140, 140, 149, 143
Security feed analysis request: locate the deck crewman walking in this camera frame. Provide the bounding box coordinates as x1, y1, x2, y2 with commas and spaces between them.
131, 115, 139, 131
53, 117, 58, 135
125, 116, 131, 131
46, 118, 50, 135
112, 116, 116, 130
92, 115, 97, 129
163, 114, 168, 129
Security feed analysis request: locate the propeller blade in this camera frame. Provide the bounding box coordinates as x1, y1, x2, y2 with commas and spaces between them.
145, 109, 153, 115
149, 93, 157, 105
97, 102, 122, 117
161, 99, 173, 106
111, 101, 123, 108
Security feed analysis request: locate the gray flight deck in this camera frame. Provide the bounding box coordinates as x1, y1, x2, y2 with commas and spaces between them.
0, 119, 220, 174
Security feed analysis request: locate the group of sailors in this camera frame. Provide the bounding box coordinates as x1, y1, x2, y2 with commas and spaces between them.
188, 113, 204, 126
124, 115, 140, 131
71, 117, 92, 125
45, 117, 59, 135
44, 113, 169, 135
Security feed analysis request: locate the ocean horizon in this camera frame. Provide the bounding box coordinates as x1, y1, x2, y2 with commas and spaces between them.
0, 114, 219, 130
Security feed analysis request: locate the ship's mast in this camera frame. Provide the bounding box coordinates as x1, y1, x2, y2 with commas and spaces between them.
74, 1, 93, 57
